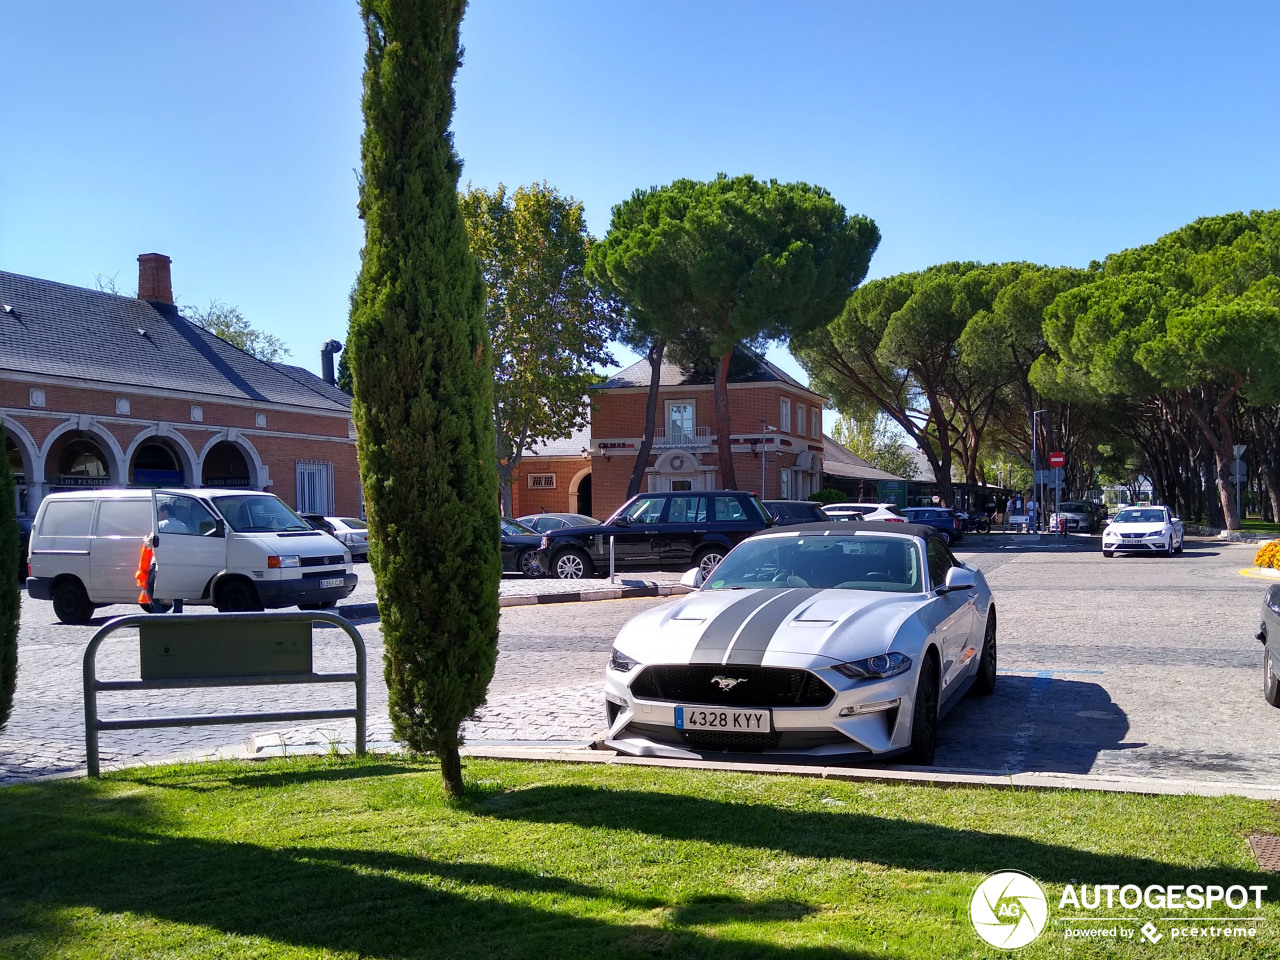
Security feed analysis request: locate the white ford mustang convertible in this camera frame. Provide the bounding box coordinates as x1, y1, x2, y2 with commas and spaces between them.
603, 521, 997, 765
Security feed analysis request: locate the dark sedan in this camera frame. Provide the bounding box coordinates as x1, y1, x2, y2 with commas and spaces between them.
901, 507, 962, 545
763, 499, 828, 526
501, 518, 545, 577
516, 512, 597, 534
538, 490, 773, 580
1260, 584, 1280, 707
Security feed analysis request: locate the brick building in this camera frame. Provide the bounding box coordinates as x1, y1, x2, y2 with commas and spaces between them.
2, 254, 359, 520
511, 348, 834, 520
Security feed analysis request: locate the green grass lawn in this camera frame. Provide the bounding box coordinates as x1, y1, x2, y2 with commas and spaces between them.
1, 755, 1278, 958
1242, 519, 1280, 537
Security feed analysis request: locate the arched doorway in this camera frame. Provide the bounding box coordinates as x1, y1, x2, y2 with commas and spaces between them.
45, 432, 115, 492
201, 440, 254, 489
5, 433, 30, 515
570, 469, 592, 517
130, 439, 186, 486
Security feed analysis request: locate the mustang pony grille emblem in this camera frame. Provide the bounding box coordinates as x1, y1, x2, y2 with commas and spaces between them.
711, 675, 748, 691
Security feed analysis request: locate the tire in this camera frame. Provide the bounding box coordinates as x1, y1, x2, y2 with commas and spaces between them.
971, 610, 997, 697
215, 579, 263, 613
1174, 538, 1184, 555
974, 518, 991, 535
1265, 644, 1280, 708
906, 653, 940, 765
552, 547, 594, 580
140, 600, 173, 614
693, 546, 726, 579
937, 529, 952, 546
52, 579, 93, 625
1102, 551, 1114, 558
518, 548, 543, 578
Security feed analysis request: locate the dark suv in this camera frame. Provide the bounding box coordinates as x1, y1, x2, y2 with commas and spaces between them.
901, 507, 962, 545
538, 490, 773, 580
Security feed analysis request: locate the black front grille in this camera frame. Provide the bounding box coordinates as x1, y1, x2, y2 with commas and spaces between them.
301, 555, 345, 567
684, 730, 783, 749
630, 665, 834, 707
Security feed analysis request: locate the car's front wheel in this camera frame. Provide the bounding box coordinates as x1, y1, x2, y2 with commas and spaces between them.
517, 549, 543, 578
1102, 550, 1114, 558
906, 653, 940, 765
693, 546, 725, 579
1265, 644, 1280, 708
553, 548, 594, 580
216, 579, 263, 613
971, 610, 997, 697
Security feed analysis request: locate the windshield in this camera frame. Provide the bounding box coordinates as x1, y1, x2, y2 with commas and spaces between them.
212, 495, 313, 533
502, 519, 537, 536
1113, 509, 1167, 524
704, 534, 923, 594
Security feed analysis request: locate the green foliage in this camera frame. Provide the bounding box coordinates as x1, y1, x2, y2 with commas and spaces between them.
348, 0, 501, 796
830, 413, 918, 479
0, 460, 17, 731
806, 487, 848, 504
459, 183, 617, 513
182, 299, 291, 363
590, 173, 879, 489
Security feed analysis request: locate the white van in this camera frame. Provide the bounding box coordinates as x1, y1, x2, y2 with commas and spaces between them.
26, 488, 357, 624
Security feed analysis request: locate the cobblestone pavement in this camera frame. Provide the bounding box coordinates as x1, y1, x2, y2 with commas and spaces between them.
3, 537, 1276, 787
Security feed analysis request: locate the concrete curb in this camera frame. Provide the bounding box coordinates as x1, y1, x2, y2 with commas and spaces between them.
337, 584, 691, 620
457, 744, 1280, 801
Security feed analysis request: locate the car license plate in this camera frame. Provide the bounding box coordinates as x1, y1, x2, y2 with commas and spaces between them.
319, 578, 344, 589
675, 706, 771, 732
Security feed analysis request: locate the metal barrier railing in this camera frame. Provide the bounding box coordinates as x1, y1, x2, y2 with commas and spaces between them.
83, 610, 366, 777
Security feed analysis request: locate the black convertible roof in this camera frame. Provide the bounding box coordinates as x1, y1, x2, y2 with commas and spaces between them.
758, 520, 947, 541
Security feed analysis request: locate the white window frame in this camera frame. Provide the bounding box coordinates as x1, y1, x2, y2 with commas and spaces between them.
811, 406, 821, 439
779, 397, 791, 434
796, 403, 805, 439
665, 399, 696, 444
528, 474, 556, 489
780, 468, 791, 499
296, 461, 334, 515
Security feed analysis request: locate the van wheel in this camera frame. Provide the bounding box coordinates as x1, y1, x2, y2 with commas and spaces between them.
141, 600, 173, 614
216, 580, 262, 613
52, 580, 93, 625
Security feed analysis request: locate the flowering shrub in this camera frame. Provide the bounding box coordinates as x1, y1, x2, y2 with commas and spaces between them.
1256, 540, 1280, 569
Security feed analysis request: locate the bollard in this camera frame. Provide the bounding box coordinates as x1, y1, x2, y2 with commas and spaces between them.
609, 535, 616, 583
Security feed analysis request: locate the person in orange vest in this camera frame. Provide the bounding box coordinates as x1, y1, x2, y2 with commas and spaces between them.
135, 540, 175, 613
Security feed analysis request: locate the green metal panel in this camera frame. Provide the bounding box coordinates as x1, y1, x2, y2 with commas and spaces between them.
877, 480, 907, 508
140, 619, 313, 680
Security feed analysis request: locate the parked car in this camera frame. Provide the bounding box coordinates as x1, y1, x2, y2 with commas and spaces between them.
1100, 505, 1185, 557
602, 520, 996, 765
822, 502, 906, 523
538, 490, 773, 580
26, 489, 356, 623
763, 500, 828, 526
501, 518, 545, 578
1047, 501, 1097, 533
1260, 584, 1280, 707
516, 512, 597, 534
901, 507, 962, 545
303, 514, 369, 561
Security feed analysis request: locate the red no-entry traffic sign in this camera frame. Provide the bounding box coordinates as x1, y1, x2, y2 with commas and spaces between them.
1048, 451, 1066, 468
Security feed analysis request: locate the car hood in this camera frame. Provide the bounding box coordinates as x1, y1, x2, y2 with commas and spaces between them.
240, 531, 348, 555
615, 587, 925, 666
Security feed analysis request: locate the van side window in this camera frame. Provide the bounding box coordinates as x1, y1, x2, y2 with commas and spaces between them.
155, 494, 218, 537
96, 500, 153, 537
41, 500, 94, 536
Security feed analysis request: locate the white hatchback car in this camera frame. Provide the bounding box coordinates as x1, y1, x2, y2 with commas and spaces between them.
1101, 505, 1185, 557
822, 502, 906, 523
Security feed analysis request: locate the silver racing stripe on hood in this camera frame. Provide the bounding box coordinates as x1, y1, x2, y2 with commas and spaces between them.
688, 590, 786, 664
724, 589, 825, 665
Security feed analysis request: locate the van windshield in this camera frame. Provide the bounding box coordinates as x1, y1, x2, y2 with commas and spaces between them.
212, 495, 313, 533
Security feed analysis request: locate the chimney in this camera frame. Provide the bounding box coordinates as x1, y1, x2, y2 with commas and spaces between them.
321, 339, 343, 385
137, 253, 173, 305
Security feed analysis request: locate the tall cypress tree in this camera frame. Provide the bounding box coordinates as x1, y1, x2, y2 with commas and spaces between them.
0, 460, 19, 732
349, 0, 501, 797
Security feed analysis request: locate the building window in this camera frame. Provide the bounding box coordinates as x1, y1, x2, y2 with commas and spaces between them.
529, 474, 556, 489
296, 461, 334, 514
190, 405, 204, 422
670, 479, 693, 492
796, 404, 805, 438
115, 397, 131, 416
779, 397, 791, 433
28, 388, 45, 408
666, 401, 695, 445
780, 469, 791, 498
811, 406, 821, 439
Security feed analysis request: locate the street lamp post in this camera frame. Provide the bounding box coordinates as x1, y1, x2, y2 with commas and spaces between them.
1031, 408, 1048, 532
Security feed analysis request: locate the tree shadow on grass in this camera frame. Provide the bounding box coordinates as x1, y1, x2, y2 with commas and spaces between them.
128, 760, 417, 792
480, 785, 1275, 895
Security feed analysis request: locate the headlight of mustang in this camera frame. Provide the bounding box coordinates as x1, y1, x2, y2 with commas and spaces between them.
832, 652, 912, 680
609, 648, 639, 672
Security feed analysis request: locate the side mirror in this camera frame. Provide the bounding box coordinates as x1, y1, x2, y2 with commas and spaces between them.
680, 567, 704, 589
212, 519, 226, 538
1171, 517, 1181, 523
941, 567, 976, 593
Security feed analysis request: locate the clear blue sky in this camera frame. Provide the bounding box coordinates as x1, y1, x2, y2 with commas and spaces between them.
4, 2, 1278, 409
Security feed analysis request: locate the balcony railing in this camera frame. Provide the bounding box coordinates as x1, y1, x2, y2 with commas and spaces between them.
653, 426, 712, 449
